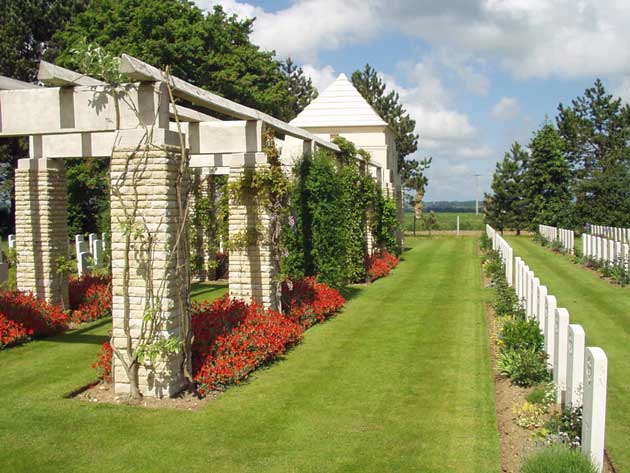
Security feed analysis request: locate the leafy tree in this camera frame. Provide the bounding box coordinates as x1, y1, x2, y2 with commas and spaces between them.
405, 157, 432, 219
0, 0, 88, 234
522, 122, 573, 229
485, 142, 528, 234
351, 64, 420, 180
49, 0, 309, 121
557, 79, 630, 225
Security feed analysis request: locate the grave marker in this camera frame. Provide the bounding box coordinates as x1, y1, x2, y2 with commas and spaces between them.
545, 295, 557, 369
582, 347, 608, 473
567, 324, 585, 408
554, 307, 570, 404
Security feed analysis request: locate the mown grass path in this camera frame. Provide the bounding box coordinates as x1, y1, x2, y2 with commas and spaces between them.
0, 236, 499, 472
507, 235, 630, 472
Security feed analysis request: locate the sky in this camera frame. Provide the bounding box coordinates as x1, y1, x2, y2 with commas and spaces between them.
194, 0, 630, 201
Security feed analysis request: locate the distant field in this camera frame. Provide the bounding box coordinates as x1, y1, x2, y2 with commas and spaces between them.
404, 212, 484, 232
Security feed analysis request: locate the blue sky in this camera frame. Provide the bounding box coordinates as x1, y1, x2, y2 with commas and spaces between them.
196, 0, 630, 201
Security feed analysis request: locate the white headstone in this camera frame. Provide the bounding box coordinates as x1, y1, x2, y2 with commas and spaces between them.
582, 347, 608, 473
75, 234, 84, 262
89, 233, 98, 254
515, 257, 522, 299
78, 250, 91, 277
8, 234, 16, 249
456, 215, 460, 236
527, 271, 535, 319
545, 295, 557, 368
567, 324, 585, 408
93, 239, 103, 267
531, 278, 540, 321
537, 285, 548, 332
608, 239, 615, 263
554, 307, 570, 403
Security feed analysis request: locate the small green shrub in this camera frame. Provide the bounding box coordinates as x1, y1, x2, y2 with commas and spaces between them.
540, 406, 583, 448
500, 317, 544, 352
480, 234, 492, 251
521, 444, 596, 473
498, 348, 550, 387
526, 382, 556, 406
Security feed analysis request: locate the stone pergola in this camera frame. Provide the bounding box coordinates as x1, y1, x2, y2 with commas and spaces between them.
0, 56, 387, 397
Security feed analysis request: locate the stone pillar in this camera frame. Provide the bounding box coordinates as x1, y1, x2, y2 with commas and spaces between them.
109, 130, 189, 398
228, 152, 278, 310
14, 158, 69, 306
204, 175, 218, 280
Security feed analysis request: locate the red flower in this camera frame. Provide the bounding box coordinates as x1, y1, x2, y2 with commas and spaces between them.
69, 274, 112, 324
366, 250, 399, 282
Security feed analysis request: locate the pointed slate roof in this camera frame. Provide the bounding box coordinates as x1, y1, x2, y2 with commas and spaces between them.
290, 73, 388, 128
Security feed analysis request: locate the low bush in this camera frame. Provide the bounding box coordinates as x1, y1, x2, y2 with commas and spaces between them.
193, 299, 303, 395
521, 444, 596, 473
498, 348, 550, 387
92, 340, 113, 383
500, 317, 544, 352
69, 274, 112, 324
526, 382, 556, 406
281, 276, 345, 328
93, 277, 347, 396
366, 250, 399, 282
0, 290, 69, 348
538, 406, 583, 448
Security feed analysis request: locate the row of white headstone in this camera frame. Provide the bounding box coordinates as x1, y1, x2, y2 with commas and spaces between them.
590, 224, 630, 243
75, 233, 107, 276
488, 225, 513, 284
539, 224, 575, 254
583, 233, 629, 267
486, 224, 608, 472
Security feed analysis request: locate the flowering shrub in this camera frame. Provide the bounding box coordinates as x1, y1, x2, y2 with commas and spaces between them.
91, 278, 346, 395
281, 276, 345, 328
0, 290, 69, 348
69, 275, 112, 324
192, 296, 303, 394
366, 250, 399, 282
92, 340, 113, 382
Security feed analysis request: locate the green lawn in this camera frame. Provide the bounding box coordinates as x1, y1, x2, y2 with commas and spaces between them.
506, 235, 630, 472
0, 236, 499, 472
404, 212, 484, 232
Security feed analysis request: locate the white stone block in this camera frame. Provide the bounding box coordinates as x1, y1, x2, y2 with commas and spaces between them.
8, 234, 16, 249
532, 277, 540, 321
582, 347, 608, 473
89, 233, 98, 254
78, 251, 91, 277
554, 307, 570, 403
567, 324, 585, 409
537, 285, 547, 332
93, 239, 104, 267
545, 295, 557, 368
527, 271, 535, 318
514, 257, 522, 299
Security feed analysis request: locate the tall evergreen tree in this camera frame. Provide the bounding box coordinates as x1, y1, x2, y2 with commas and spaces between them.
280, 58, 318, 120
522, 122, 573, 229
351, 64, 420, 180
485, 142, 527, 233
556, 79, 630, 225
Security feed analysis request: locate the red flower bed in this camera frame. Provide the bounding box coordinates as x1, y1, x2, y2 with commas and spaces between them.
214, 252, 228, 279
366, 250, 399, 282
192, 296, 303, 394
69, 275, 112, 324
281, 276, 346, 328
91, 278, 346, 395
0, 290, 69, 348
92, 340, 113, 382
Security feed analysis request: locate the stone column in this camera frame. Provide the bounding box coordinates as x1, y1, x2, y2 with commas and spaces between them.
14, 158, 69, 307
228, 152, 278, 310
204, 174, 218, 280
110, 130, 190, 398
189, 168, 206, 282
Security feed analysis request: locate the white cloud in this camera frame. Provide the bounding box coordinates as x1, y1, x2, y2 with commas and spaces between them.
198, 0, 381, 63
302, 64, 337, 91
200, 0, 630, 81
491, 96, 520, 120
613, 77, 630, 104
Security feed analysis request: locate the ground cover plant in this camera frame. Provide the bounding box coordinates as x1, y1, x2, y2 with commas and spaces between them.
0, 236, 499, 472
521, 444, 597, 473
507, 235, 630, 470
